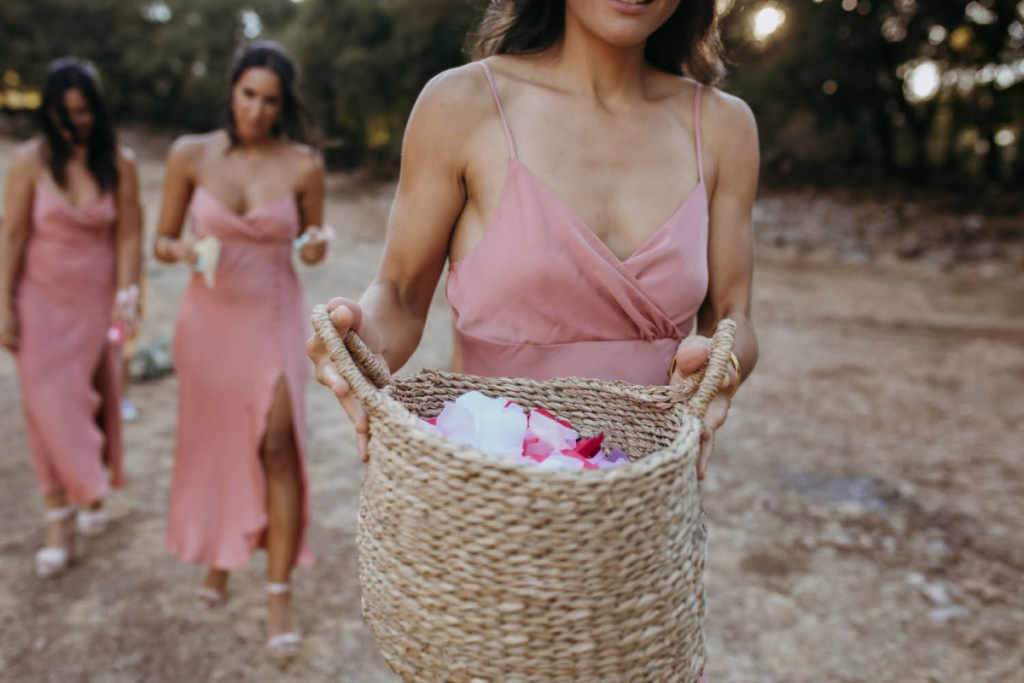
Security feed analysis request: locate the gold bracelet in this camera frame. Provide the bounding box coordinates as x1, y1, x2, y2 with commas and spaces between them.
728, 351, 741, 399
668, 349, 742, 398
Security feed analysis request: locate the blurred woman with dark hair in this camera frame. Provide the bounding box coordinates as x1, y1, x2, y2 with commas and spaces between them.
310, 1, 761, 675
0, 57, 143, 578
154, 40, 329, 657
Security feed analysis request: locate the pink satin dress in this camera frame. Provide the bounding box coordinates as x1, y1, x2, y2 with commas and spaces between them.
15, 181, 125, 503
447, 62, 709, 386
165, 186, 313, 570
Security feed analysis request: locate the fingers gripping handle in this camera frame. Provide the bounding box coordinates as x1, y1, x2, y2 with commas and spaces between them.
311, 304, 391, 412
686, 319, 737, 420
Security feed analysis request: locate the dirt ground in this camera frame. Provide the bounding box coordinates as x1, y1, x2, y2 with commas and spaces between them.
0, 133, 1022, 683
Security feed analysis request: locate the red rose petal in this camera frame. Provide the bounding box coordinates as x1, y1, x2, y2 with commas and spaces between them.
574, 434, 605, 459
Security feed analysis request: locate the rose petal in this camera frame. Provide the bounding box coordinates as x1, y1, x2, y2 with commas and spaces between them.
535, 454, 585, 470
523, 438, 556, 460
477, 409, 528, 458
534, 408, 574, 429
419, 419, 442, 435
606, 447, 630, 463
574, 434, 605, 459
526, 409, 578, 451
435, 402, 476, 446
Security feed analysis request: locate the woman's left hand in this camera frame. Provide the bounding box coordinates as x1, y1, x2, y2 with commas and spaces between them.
299, 225, 333, 264
671, 336, 739, 481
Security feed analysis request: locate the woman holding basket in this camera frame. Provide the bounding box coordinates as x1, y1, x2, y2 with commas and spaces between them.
309, 0, 759, 678
312, 0, 757, 471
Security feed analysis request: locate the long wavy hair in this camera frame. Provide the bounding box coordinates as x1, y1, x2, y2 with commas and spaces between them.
40, 57, 118, 192
226, 40, 311, 148
467, 0, 727, 84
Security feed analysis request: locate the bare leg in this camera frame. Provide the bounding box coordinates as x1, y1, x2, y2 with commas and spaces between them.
200, 567, 230, 598
260, 376, 302, 637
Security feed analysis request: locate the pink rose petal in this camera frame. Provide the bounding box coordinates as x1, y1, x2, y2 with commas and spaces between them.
533, 408, 573, 429
526, 409, 578, 452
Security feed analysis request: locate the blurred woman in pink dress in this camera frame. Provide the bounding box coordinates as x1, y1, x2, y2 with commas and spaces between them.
154, 41, 329, 657
0, 57, 143, 578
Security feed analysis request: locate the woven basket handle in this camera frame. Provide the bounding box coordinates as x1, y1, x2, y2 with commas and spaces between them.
685, 318, 738, 420
311, 304, 392, 410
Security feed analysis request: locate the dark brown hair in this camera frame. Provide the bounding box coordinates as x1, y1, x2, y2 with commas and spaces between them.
40, 57, 118, 191
467, 0, 727, 84
226, 40, 312, 148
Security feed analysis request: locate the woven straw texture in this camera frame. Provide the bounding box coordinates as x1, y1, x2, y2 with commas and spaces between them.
312, 305, 736, 682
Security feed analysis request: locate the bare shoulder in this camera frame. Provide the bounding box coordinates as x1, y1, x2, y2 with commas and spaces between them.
700, 86, 758, 148
168, 131, 223, 163
410, 62, 497, 138
288, 142, 325, 181
165, 131, 220, 178
11, 137, 44, 176
400, 61, 510, 174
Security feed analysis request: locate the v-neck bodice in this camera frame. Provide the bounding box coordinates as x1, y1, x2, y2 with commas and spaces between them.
445, 61, 710, 386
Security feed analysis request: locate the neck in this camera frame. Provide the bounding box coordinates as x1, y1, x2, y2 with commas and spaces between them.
68, 144, 88, 162
554, 8, 648, 103
234, 130, 277, 150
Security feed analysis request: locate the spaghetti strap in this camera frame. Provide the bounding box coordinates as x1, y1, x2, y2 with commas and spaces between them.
478, 61, 518, 161
694, 84, 704, 183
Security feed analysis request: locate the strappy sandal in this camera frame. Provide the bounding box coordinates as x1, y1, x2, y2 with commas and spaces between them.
76, 507, 108, 537
35, 506, 78, 578
265, 582, 302, 658
195, 586, 227, 609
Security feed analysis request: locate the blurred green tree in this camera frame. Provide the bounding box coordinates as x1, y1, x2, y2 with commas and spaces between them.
722, 0, 1023, 186
1, 0, 1021, 185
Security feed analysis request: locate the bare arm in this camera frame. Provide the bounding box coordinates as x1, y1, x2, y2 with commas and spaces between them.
0, 143, 37, 308
358, 69, 480, 372
296, 150, 328, 265
153, 137, 202, 264
671, 89, 760, 480
115, 148, 143, 291
0, 143, 39, 350
308, 67, 485, 459
697, 90, 760, 384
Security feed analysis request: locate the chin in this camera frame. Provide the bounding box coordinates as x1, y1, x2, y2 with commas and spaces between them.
596, 24, 657, 47
238, 125, 272, 140
573, 0, 677, 45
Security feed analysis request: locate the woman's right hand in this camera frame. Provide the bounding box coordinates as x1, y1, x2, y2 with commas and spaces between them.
307, 298, 386, 462
156, 236, 198, 266
174, 239, 199, 266
0, 305, 18, 352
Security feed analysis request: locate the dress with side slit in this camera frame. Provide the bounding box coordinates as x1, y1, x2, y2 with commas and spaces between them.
15, 182, 125, 504
166, 186, 313, 570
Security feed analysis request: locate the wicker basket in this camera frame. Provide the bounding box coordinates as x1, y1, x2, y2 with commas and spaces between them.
312, 305, 736, 682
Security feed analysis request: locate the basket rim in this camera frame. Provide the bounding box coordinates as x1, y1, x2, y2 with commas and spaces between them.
368, 369, 706, 483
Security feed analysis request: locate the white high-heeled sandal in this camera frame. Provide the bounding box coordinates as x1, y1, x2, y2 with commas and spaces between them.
77, 507, 108, 537
195, 586, 226, 609
265, 582, 302, 657
35, 506, 78, 579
